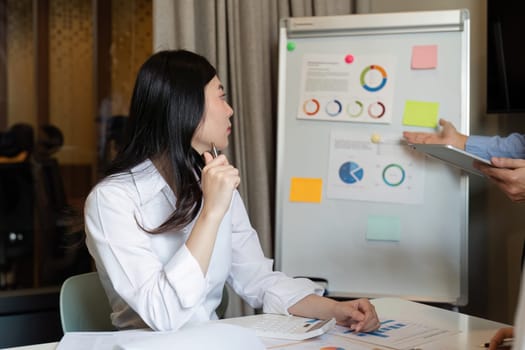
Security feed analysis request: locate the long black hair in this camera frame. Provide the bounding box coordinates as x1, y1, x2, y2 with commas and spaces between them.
106, 50, 217, 233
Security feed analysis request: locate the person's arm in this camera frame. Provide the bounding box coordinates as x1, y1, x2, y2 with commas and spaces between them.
226, 193, 379, 333
404, 118, 525, 160
226, 191, 323, 310
186, 152, 240, 274
403, 118, 468, 149
468, 134, 525, 160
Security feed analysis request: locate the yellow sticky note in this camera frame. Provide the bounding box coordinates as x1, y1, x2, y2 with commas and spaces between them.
402, 100, 439, 128
289, 178, 322, 203
411, 45, 438, 69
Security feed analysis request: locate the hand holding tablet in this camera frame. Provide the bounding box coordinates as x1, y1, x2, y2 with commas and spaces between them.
408, 143, 492, 176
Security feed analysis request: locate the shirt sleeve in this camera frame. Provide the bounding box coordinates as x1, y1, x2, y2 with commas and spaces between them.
84, 181, 206, 331
227, 191, 323, 314
466, 133, 525, 160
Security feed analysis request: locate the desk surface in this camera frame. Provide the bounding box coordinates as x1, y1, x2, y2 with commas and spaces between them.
6, 297, 509, 350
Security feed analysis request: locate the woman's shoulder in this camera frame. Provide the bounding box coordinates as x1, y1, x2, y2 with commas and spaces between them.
87, 172, 137, 204
87, 159, 161, 205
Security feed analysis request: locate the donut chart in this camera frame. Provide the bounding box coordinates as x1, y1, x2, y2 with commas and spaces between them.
382, 163, 405, 187
326, 99, 343, 116
303, 98, 320, 116
347, 100, 364, 117
368, 101, 386, 119
339, 161, 364, 184
360, 64, 388, 92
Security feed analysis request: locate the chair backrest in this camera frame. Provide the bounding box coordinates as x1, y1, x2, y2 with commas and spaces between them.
59, 271, 115, 332
216, 285, 229, 319
60, 271, 230, 332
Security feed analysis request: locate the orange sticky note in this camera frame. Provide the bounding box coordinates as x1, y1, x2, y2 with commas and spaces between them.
411, 45, 438, 69
289, 178, 322, 203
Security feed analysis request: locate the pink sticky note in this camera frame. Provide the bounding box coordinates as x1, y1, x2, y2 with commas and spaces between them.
411, 45, 438, 69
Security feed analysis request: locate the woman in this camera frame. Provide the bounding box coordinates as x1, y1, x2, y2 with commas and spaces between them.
84, 50, 379, 332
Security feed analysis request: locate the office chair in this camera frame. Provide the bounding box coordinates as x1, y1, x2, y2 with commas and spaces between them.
216, 285, 229, 319
59, 271, 115, 332
60, 272, 230, 332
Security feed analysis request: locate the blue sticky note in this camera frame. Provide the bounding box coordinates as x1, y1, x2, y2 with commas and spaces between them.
367, 216, 401, 241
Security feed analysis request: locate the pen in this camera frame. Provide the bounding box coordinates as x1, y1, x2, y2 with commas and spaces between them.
210, 142, 219, 158
481, 338, 513, 348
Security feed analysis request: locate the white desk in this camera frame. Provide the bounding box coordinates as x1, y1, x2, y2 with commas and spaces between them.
5, 298, 509, 350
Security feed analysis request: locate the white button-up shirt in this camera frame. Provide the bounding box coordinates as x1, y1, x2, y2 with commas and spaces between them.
84, 159, 322, 331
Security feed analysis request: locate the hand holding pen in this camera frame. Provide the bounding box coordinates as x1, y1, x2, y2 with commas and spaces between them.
484, 327, 514, 349
201, 142, 240, 218
210, 142, 219, 159
482, 338, 513, 349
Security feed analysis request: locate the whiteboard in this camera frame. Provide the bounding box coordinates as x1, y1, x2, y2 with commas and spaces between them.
275, 10, 470, 305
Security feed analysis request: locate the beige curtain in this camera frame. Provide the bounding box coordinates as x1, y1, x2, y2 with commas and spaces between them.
153, 0, 355, 317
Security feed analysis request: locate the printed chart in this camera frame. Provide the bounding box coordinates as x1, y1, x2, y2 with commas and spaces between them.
326, 130, 425, 204
329, 318, 458, 350
297, 54, 396, 124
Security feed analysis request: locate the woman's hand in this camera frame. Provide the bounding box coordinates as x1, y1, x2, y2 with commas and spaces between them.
186, 152, 240, 274
288, 294, 379, 334
403, 118, 468, 150
333, 298, 380, 333
200, 152, 240, 219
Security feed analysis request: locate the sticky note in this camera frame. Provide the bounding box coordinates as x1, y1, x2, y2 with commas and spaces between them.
289, 177, 322, 203
366, 216, 401, 242
402, 100, 439, 128
411, 45, 438, 69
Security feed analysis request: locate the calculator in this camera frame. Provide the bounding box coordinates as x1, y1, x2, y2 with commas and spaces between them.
218, 313, 336, 340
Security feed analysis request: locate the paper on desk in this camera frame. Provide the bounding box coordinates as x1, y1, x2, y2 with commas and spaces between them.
56, 323, 265, 350
263, 333, 371, 349
56, 330, 152, 350
329, 318, 459, 349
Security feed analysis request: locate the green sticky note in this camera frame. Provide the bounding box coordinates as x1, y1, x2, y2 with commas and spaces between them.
366, 216, 401, 242
402, 100, 439, 128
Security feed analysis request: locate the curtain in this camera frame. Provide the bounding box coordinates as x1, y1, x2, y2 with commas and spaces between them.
153, 0, 356, 317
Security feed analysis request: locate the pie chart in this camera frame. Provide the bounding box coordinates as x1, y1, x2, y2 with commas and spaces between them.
338, 161, 364, 184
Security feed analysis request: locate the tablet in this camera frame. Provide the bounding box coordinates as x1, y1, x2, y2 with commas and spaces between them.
408, 143, 492, 176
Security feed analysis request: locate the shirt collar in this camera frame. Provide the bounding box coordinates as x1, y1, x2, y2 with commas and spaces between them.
130, 159, 171, 206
